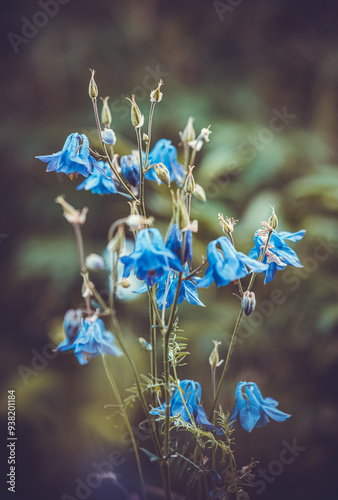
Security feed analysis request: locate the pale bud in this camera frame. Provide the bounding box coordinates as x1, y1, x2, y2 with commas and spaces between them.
107, 225, 125, 253
268, 206, 278, 230
154, 162, 171, 187
126, 95, 144, 129
56, 195, 88, 225
209, 340, 223, 368
192, 183, 206, 202
100, 96, 112, 127
88, 69, 98, 100
150, 80, 163, 103
184, 165, 195, 195
102, 128, 116, 146
85, 253, 106, 271
179, 116, 196, 144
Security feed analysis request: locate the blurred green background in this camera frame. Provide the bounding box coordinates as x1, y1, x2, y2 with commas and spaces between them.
1, 0, 338, 498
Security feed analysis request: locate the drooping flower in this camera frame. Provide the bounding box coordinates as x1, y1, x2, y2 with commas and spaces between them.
63, 309, 83, 342
76, 161, 117, 195
145, 139, 184, 185
248, 229, 305, 284
56, 315, 122, 365
166, 223, 192, 265
150, 379, 214, 430
230, 381, 291, 432
120, 228, 184, 286
120, 154, 140, 190
135, 270, 205, 309
36, 133, 105, 179
197, 236, 268, 288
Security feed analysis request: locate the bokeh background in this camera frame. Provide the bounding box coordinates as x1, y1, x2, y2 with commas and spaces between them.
1, 0, 338, 498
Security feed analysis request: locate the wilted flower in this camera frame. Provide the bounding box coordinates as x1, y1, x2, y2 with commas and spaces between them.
197, 237, 268, 288
36, 133, 105, 179
230, 381, 291, 432
120, 228, 184, 286
56, 316, 122, 365
150, 379, 214, 430
55, 195, 88, 225
248, 229, 305, 284
77, 161, 117, 195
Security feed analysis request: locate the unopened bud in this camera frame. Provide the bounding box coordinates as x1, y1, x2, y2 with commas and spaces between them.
56, 195, 88, 225
209, 340, 223, 368
102, 128, 116, 145
242, 291, 256, 316
154, 162, 171, 187
85, 253, 106, 271
108, 225, 125, 253
82, 278, 94, 298
143, 133, 149, 144
100, 96, 112, 127
150, 80, 163, 103
184, 165, 195, 195
179, 116, 196, 144
268, 206, 278, 230
63, 309, 83, 341
88, 69, 98, 100
138, 337, 152, 351
192, 183, 206, 202
121, 278, 131, 288
177, 197, 189, 229
126, 95, 144, 129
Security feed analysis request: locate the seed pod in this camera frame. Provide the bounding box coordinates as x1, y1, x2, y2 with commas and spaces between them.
154, 162, 171, 187
100, 96, 112, 127
88, 69, 98, 100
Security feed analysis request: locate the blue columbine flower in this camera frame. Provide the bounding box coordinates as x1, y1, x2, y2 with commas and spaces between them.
63, 309, 83, 341
166, 224, 192, 266
120, 154, 140, 190
230, 381, 291, 432
76, 161, 117, 195
249, 229, 305, 284
56, 316, 122, 365
36, 133, 106, 179
197, 236, 268, 288
145, 139, 184, 185
150, 379, 214, 430
120, 228, 184, 286
135, 270, 205, 309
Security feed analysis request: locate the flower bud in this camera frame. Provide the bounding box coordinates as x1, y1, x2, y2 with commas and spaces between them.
150, 80, 163, 103
107, 225, 125, 253
209, 340, 223, 368
85, 253, 106, 271
100, 96, 112, 127
192, 183, 206, 202
102, 128, 116, 145
56, 195, 88, 225
138, 337, 152, 351
143, 133, 149, 145
268, 206, 278, 230
242, 291, 256, 316
63, 309, 83, 341
121, 278, 131, 288
177, 197, 189, 229
184, 165, 195, 195
179, 117, 196, 144
88, 69, 98, 100
126, 95, 144, 129
154, 162, 171, 187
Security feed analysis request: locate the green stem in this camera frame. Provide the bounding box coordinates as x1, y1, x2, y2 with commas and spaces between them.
136, 127, 146, 217
102, 355, 147, 500
72, 223, 91, 314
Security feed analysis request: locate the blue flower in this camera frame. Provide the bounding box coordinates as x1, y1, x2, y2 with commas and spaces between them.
121, 228, 185, 287
197, 236, 268, 288
135, 270, 205, 309
248, 229, 305, 284
230, 381, 291, 432
63, 309, 83, 341
77, 161, 117, 195
145, 139, 184, 185
36, 133, 106, 179
166, 224, 192, 265
56, 316, 123, 365
150, 379, 214, 430
120, 154, 140, 189
102, 128, 116, 145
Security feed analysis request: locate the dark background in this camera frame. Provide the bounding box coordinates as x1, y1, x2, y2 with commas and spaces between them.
1, 0, 338, 498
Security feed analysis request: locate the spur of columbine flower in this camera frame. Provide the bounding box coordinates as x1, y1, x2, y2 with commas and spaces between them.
135, 270, 205, 309
150, 379, 214, 430
230, 381, 291, 432
36, 133, 106, 179
120, 228, 184, 287
56, 313, 122, 365
197, 236, 268, 288
248, 229, 305, 284
77, 161, 118, 195
145, 139, 184, 185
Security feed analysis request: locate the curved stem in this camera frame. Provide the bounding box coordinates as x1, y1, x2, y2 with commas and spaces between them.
102, 355, 147, 499
72, 223, 91, 314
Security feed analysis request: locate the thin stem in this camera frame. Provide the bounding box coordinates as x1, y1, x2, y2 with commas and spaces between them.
92, 99, 105, 151
136, 127, 146, 217
72, 223, 91, 314
247, 231, 272, 292
229, 234, 244, 296
102, 355, 147, 499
